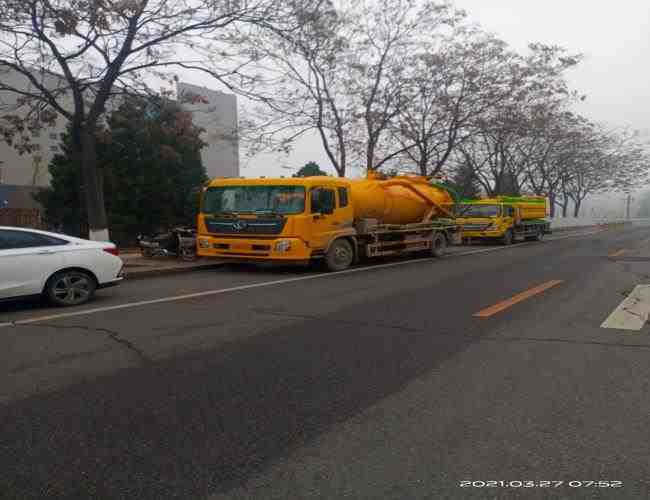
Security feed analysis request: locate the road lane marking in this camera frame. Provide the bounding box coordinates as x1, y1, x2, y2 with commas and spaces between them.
609, 249, 627, 257
601, 285, 650, 331
473, 280, 564, 318
0, 230, 605, 329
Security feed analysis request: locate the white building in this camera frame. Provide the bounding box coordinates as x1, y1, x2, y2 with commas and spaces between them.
0, 67, 239, 207
177, 82, 239, 180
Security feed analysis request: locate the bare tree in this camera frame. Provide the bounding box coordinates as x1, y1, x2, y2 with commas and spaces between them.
565, 126, 650, 216
346, 0, 462, 172
396, 27, 520, 177
242, 0, 354, 176
456, 43, 582, 198
0, 0, 303, 239
247, 0, 462, 176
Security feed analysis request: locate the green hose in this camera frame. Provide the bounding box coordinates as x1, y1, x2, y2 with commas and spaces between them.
430, 182, 462, 204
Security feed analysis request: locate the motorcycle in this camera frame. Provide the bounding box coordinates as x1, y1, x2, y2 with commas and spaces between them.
137, 227, 198, 261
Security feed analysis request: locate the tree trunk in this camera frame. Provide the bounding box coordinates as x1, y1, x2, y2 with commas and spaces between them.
549, 192, 556, 218
573, 199, 581, 217
418, 157, 427, 177
81, 128, 109, 241
561, 197, 569, 217
366, 140, 375, 172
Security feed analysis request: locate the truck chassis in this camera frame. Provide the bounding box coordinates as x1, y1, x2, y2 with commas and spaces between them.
356, 220, 461, 258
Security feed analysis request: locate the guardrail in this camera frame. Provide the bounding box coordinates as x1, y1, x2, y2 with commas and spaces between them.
550, 217, 629, 230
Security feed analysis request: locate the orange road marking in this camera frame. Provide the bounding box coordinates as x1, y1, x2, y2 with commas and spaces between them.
609, 249, 626, 257
473, 280, 564, 318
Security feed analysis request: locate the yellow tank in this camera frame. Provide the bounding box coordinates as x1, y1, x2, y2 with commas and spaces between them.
349, 173, 454, 225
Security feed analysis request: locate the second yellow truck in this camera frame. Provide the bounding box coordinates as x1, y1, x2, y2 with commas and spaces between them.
457, 196, 551, 245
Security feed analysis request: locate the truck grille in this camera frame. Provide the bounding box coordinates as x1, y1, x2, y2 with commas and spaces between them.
461, 223, 493, 231
206, 217, 287, 235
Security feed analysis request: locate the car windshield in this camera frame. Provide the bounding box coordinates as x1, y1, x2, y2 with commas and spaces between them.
203, 185, 306, 215
457, 204, 500, 217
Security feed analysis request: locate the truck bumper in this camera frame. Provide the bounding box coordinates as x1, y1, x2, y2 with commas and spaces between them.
461, 230, 504, 239
196, 235, 312, 261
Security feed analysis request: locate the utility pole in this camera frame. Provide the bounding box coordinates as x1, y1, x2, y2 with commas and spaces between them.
625, 193, 632, 220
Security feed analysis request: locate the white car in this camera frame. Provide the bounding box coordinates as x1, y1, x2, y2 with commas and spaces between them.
0, 226, 124, 306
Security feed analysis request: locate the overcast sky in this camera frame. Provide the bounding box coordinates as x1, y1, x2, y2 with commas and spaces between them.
180, 0, 650, 203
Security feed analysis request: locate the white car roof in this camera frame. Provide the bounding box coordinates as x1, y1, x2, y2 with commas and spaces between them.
0, 226, 114, 246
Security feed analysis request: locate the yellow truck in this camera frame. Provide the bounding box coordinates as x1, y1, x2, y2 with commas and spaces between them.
457, 196, 551, 245
196, 172, 461, 271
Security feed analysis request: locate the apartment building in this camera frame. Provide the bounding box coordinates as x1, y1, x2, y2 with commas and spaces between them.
0, 67, 239, 210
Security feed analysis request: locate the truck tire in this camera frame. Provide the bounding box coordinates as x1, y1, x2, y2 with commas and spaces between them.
324, 239, 354, 272
525, 228, 543, 241
431, 232, 447, 258
501, 229, 513, 246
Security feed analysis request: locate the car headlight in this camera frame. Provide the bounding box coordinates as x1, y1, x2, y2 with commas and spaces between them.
274, 240, 291, 252
199, 238, 210, 248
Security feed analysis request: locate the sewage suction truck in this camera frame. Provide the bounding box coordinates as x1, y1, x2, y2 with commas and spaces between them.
456, 196, 551, 245
196, 172, 461, 271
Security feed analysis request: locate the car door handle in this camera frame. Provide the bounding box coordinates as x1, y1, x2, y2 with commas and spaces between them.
37, 250, 56, 255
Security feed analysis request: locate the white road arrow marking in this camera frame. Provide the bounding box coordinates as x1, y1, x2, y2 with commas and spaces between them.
601, 285, 650, 331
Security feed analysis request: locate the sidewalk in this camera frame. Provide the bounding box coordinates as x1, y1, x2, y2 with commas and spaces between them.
120, 253, 228, 279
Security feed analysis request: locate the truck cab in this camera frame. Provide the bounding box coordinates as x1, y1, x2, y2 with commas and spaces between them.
196, 177, 355, 264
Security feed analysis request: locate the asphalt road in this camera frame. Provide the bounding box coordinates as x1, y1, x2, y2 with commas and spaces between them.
2, 224, 650, 499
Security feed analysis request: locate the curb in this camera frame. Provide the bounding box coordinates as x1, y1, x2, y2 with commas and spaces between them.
550, 222, 627, 233
123, 261, 229, 280
121, 222, 627, 280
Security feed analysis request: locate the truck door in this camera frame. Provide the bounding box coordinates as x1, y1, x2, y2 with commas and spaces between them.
309, 187, 338, 252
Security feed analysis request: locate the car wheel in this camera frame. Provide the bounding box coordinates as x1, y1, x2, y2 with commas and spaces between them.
431, 232, 447, 257
45, 270, 97, 307
324, 239, 354, 272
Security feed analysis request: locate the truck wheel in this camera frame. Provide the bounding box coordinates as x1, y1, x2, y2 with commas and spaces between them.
431, 232, 447, 258
324, 239, 354, 272
525, 229, 543, 241
501, 229, 513, 245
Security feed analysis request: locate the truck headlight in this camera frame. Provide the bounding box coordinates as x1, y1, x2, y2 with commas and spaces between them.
274, 240, 292, 252
198, 238, 210, 248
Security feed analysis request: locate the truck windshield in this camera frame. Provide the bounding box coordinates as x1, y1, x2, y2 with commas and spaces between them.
457, 204, 501, 217
203, 185, 306, 215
